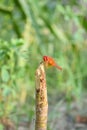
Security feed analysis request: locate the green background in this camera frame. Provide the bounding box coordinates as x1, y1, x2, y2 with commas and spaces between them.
0, 0, 87, 129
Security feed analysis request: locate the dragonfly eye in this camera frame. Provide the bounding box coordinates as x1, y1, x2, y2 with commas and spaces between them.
43, 56, 48, 61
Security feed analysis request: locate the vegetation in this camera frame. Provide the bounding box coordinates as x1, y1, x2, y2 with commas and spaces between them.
0, 0, 87, 129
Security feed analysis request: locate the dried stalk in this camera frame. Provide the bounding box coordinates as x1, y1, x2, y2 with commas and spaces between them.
35, 62, 48, 130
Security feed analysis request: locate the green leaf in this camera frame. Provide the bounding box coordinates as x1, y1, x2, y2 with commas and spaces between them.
1, 67, 10, 82
1, 84, 11, 97
3, 87, 11, 97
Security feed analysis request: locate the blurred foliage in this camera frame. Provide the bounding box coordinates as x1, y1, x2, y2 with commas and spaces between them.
0, 0, 87, 129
